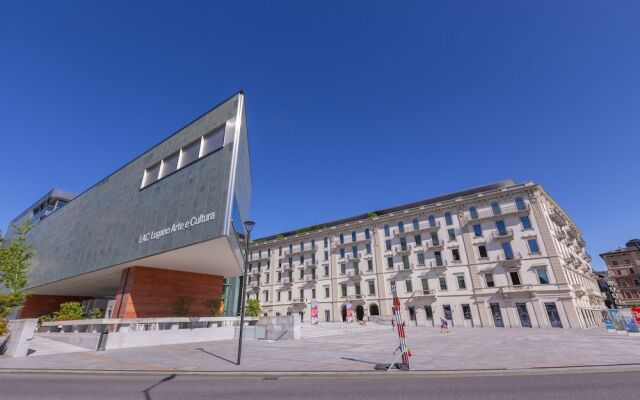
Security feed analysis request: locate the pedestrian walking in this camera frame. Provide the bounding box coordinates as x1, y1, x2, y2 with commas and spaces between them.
440, 317, 449, 333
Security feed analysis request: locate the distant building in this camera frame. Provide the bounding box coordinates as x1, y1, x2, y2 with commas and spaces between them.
595, 271, 620, 309
600, 239, 640, 306
248, 180, 606, 329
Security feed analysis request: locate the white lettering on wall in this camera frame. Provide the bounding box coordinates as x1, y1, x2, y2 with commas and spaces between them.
138, 211, 215, 244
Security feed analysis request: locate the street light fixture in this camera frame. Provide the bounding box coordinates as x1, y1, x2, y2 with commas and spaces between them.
237, 220, 255, 365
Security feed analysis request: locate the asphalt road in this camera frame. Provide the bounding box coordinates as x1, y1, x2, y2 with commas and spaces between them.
0, 370, 638, 400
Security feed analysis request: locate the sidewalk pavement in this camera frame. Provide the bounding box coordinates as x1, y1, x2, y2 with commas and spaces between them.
1, 326, 639, 373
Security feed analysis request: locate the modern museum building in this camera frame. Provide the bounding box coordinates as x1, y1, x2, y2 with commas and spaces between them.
4, 92, 605, 330
6, 92, 251, 319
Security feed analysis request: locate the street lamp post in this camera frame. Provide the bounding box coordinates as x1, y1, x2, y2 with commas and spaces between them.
237, 220, 255, 365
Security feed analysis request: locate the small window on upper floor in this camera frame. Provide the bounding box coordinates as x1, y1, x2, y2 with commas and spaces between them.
491, 202, 501, 216
473, 224, 483, 237
365, 228, 370, 240
515, 197, 526, 211
428, 215, 436, 228
384, 224, 390, 237
398, 221, 405, 233
469, 207, 479, 220
412, 218, 419, 231
351, 231, 357, 242
445, 212, 453, 226
521, 216, 532, 230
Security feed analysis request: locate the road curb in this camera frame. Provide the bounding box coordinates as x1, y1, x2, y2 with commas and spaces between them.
1, 363, 640, 378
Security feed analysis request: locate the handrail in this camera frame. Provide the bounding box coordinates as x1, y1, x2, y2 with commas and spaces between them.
40, 316, 259, 327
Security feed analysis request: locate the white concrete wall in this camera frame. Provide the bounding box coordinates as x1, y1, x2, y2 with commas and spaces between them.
104, 326, 235, 350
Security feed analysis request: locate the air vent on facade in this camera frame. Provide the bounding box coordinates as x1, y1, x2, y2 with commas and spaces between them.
160, 152, 179, 178
202, 126, 225, 156
180, 141, 200, 168
142, 163, 161, 187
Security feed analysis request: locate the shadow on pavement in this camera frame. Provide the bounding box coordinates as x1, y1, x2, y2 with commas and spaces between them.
196, 347, 237, 365
340, 356, 379, 365
142, 374, 176, 400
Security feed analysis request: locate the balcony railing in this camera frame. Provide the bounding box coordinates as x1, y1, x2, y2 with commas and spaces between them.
347, 270, 363, 281
394, 245, 412, 256
250, 253, 271, 262
427, 240, 444, 249
413, 289, 436, 298
498, 284, 533, 295
549, 208, 567, 226
394, 223, 440, 237
347, 253, 361, 262
555, 230, 566, 240
332, 236, 372, 247
280, 278, 292, 286
491, 228, 514, 240
463, 204, 530, 225
282, 247, 317, 258
496, 253, 523, 266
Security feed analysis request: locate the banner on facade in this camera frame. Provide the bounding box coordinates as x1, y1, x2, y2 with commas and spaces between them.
346, 302, 353, 323
608, 309, 626, 331
310, 299, 318, 325
601, 310, 614, 330
618, 308, 640, 333
632, 307, 640, 327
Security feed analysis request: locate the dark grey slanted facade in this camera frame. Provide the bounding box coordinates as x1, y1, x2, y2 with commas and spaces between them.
6, 92, 251, 319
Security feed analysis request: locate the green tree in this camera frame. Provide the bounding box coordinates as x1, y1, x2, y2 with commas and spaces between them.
0, 220, 34, 335
245, 298, 261, 317
52, 301, 84, 321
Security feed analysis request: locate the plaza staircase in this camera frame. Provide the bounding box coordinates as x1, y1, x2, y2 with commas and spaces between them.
300, 321, 389, 339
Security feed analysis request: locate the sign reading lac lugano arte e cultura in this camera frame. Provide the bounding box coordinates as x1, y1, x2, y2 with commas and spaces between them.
138, 212, 215, 244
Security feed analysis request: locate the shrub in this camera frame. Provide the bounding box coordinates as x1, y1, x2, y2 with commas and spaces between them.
245, 298, 261, 317
209, 299, 224, 317
173, 295, 191, 317
52, 302, 84, 321
87, 308, 103, 319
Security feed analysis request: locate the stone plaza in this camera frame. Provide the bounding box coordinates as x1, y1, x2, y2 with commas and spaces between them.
1, 325, 639, 372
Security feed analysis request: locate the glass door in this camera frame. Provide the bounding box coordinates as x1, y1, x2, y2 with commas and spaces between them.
516, 303, 532, 328
490, 303, 504, 327
545, 303, 563, 328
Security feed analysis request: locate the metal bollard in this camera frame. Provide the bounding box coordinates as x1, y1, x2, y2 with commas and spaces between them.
97, 329, 109, 351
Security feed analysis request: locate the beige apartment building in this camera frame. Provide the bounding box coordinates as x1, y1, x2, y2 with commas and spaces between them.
246, 180, 605, 329
600, 239, 640, 306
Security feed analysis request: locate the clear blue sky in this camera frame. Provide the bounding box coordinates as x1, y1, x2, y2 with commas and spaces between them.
1, 1, 638, 270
